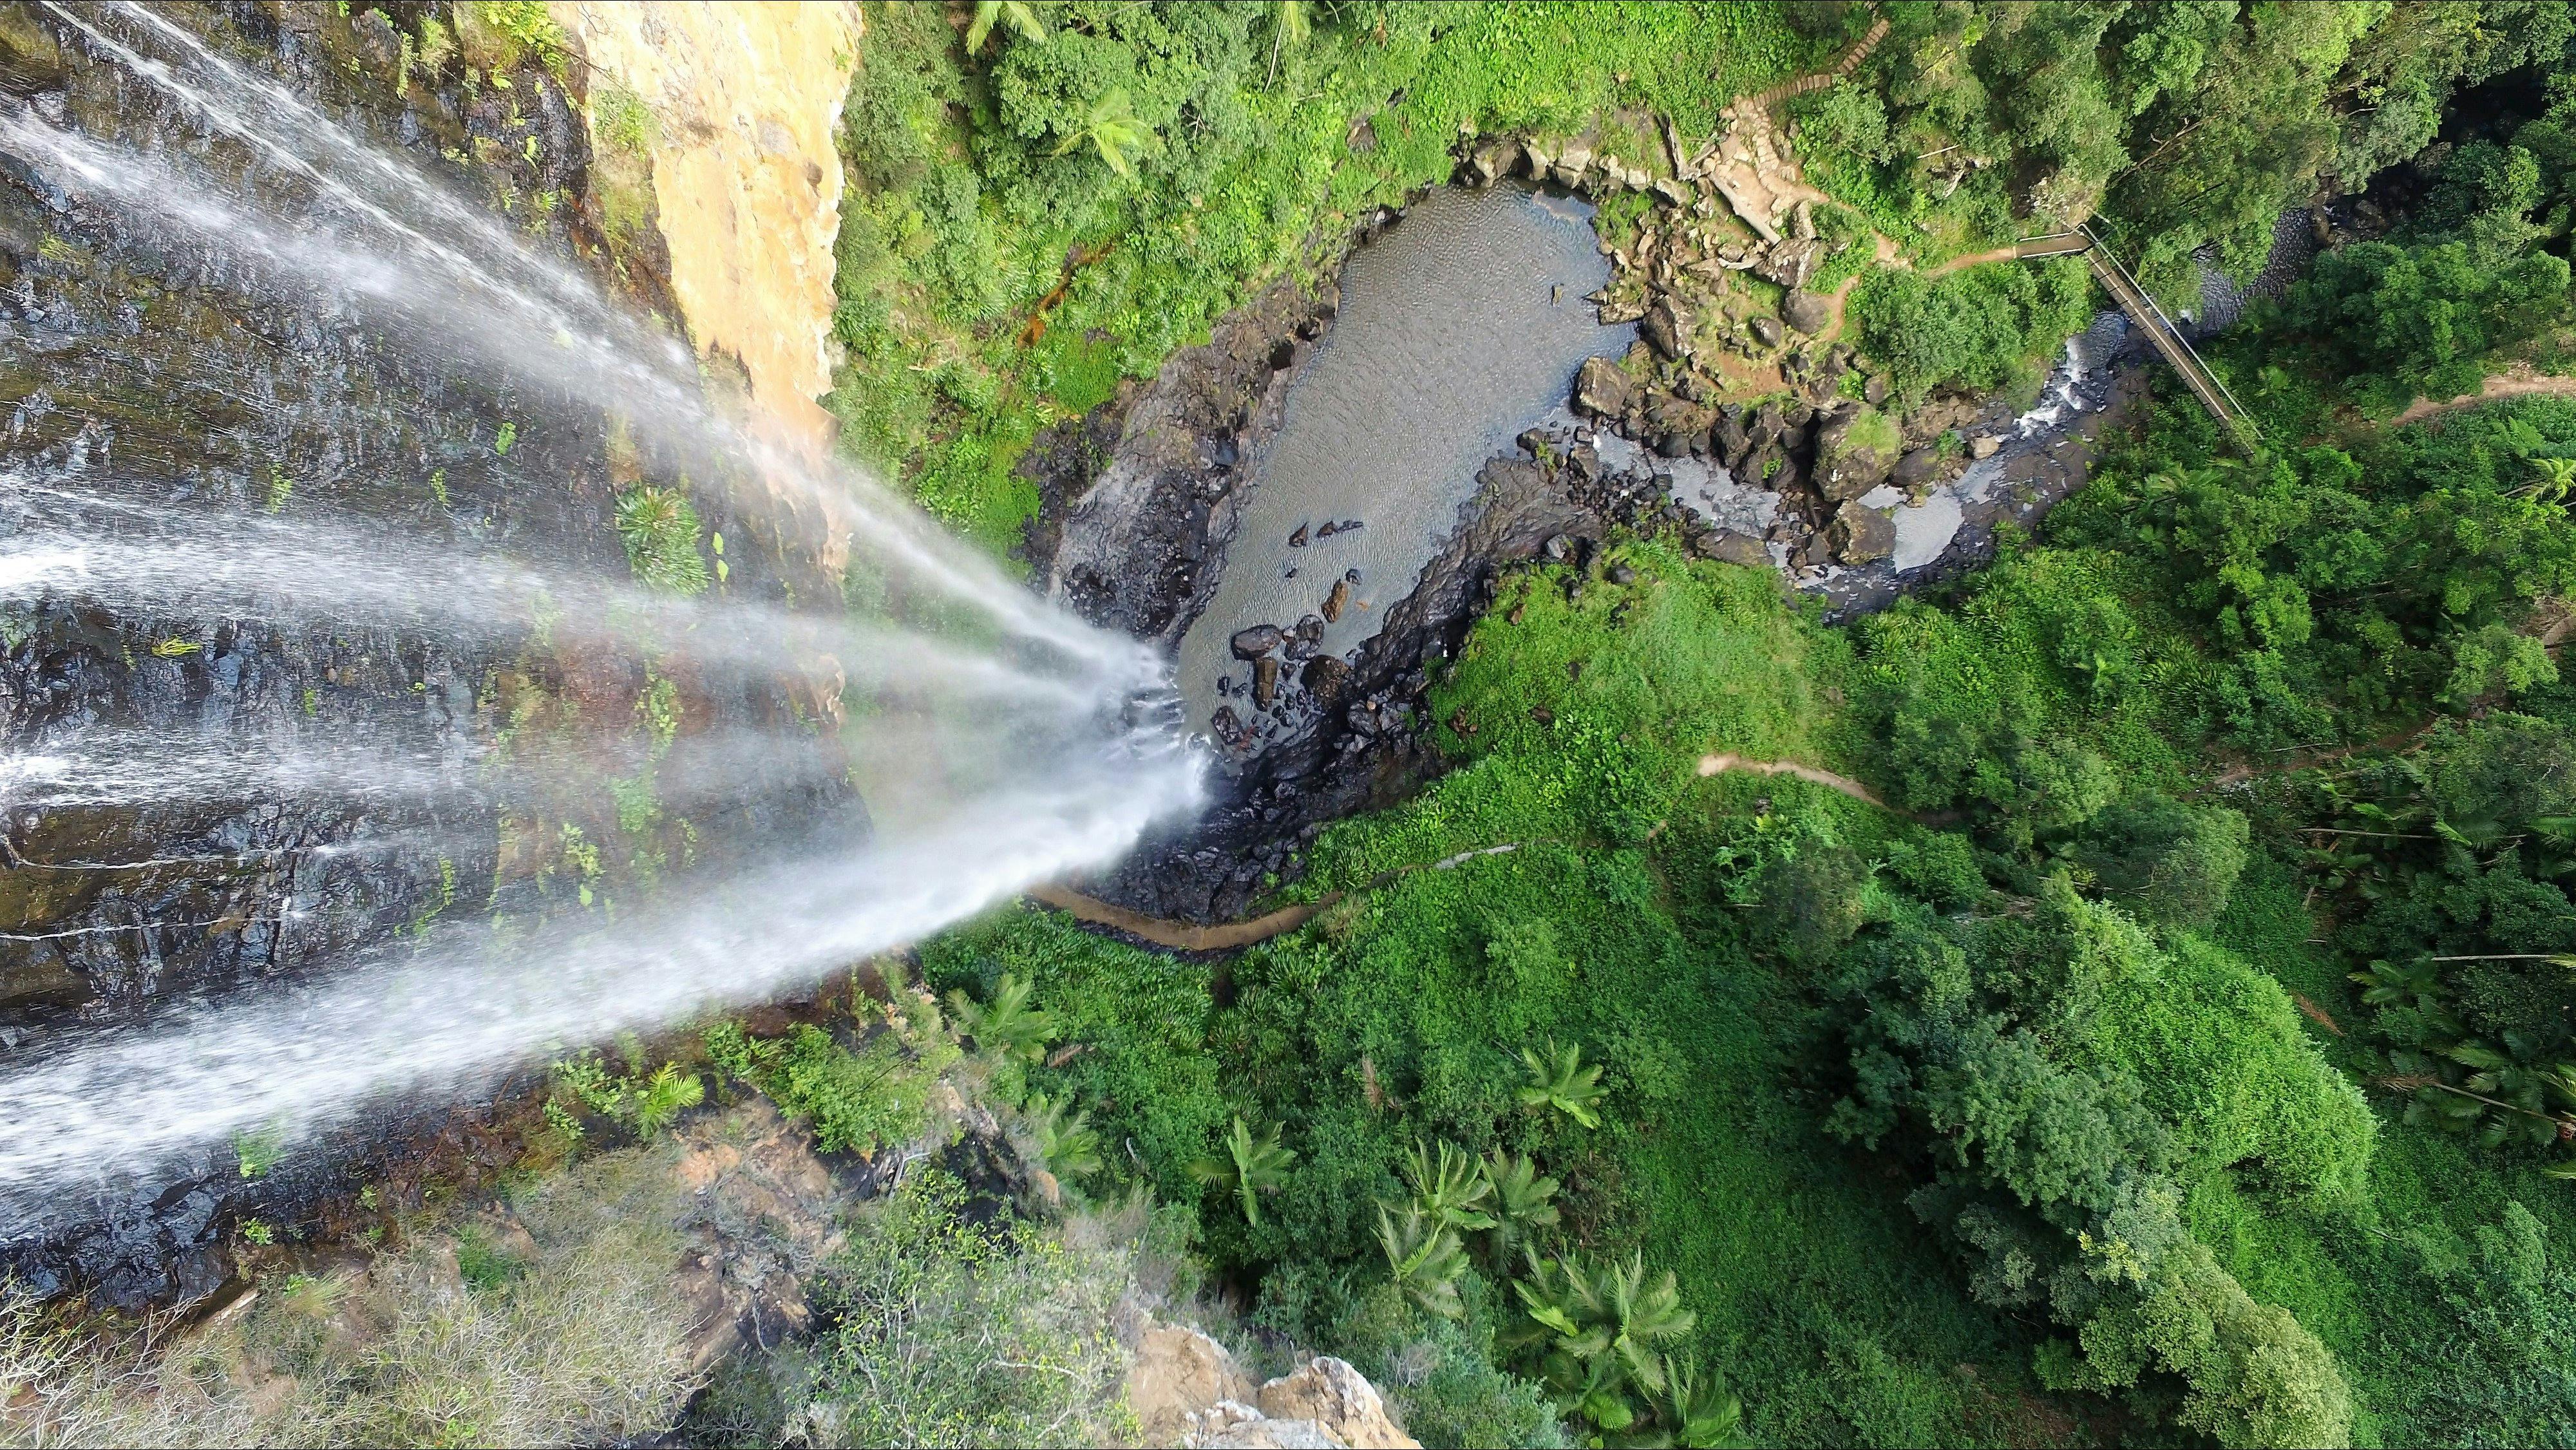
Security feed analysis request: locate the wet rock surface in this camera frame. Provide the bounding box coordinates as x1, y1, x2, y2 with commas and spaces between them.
0, 5, 858, 1309
1033, 279, 1336, 641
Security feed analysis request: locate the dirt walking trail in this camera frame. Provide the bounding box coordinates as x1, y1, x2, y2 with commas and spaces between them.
2392, 365, 2576, 426
1033, 755, 1894, 949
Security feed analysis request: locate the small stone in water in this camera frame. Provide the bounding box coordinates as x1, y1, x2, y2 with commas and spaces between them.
1289, 523, 1309, 547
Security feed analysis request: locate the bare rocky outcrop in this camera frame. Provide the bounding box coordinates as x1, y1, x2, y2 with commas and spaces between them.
1121, 1315, 1419, 1450
550, 1, 863, 457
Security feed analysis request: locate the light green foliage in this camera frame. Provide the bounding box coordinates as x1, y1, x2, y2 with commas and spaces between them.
0, 1147, 703, 1447
1482, 1148, 1561, 1265
550, 1051, 703, 1138
1021, 1089, 1104, 1183
947, 971, 1059, 1065
1515, 1040, 1605, 1129
1509, 1250, 1714, 1442
2094, 934, 2376, 1208
793, 1171, 1141, 1448
2068, 1237, 2353, 1449
965, 1, 1046, 57
611, 486, 710, 596
1378, 1200, 1472, 1319
234, 1125, 284, 1180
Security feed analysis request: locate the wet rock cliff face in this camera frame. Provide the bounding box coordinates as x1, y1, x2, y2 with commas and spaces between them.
0, 1, 858, 1308
0, 1, 623, 1045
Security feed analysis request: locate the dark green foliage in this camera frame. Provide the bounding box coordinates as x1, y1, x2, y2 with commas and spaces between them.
1852, 261, 2093, 408
2276, 238, 2570, 405
2073, 795, 2250, 930
2401, 1201, 2576, 1445
1824, 883, 2367, 1445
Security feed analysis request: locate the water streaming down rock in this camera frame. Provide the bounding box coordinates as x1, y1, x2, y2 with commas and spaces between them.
0, 3, 1200, 1261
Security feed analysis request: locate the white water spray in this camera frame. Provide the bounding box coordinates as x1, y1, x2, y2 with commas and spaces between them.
0, 8, 1205, 1219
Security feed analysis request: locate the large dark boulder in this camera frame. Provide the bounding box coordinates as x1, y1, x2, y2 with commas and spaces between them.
1829, 501, 1897, 564
1573, 356, 1635, 419
1230, 624, 1284, 659
1781, 290, 1833, 335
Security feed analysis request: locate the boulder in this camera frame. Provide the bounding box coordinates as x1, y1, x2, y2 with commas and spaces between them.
1968, 433, 2002, 460
1813, 404, 1900, 502
1748, 402, 1785, 445
1573, 356, 1634, 419
1253, 655, 1279, 708
1321, 578, 1352, 623
1204, 1419, 1347, 1449
1862, 372, 1889, 406
1891, 447, 1944, 493
1229, 625, 1283, 660
1255, 1357, 1420, 1449
1781, 290, 1832, 335
1749, 315, 1783, 348
1829, 501, 1897, 564
1640, 301, 1685, 359
1651, 175, 1692, 205
1126, 1319, 1260, 1447
1753, 237, 1822, 288
1703, 531, 1771, 567
1302, 655, 1353, 704
1712, 415, 1752, 468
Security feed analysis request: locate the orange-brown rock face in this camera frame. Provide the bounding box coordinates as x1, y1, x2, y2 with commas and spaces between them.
549, 1, 862, 457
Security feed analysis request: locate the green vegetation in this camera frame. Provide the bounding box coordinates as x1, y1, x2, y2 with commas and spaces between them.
0, 1150, 702, 1447
826, 1, 1825, 546
611, 485, 710, 596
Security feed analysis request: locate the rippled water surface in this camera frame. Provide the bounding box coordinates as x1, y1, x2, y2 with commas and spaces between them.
1177, 186, 1633, 731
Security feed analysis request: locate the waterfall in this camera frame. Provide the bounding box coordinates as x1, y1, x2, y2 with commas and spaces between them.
0, 5, 1200, 1232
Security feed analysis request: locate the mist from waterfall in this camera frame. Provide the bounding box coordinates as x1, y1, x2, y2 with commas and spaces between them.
0, 4, 1202, 1229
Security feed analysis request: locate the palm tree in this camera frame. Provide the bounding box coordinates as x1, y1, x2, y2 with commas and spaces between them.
1519, 1039, 1607, 1129
946, 972, 1057, 1064
965, 1, 1045, 56
1376, 1201, 1469, 1319
1189, 1115, 1297, 1225
1402, 1139, 1496, 1233
1515, 1249, 1697, 1426
1023, 1089, 1103, 1180
1051, 87, 1153, 180
1265, 0, 1311, 86
1482, 1147, 1561, 1262
2520, 455, 2576, 502
1660, 1356, 1748, 1449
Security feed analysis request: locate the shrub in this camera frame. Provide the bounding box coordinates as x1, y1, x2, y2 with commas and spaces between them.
0, 1149, 701, 1447
796, 1170, 1135, 1447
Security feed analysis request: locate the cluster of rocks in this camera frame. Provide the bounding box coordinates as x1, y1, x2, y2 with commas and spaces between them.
1564, 357, 2009, 572
1464, 127, 1846, 370
1125, 1316, 1421, 1449
1212, 563, 1412, 758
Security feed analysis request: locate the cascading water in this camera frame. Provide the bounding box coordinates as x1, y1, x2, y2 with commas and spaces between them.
0, 5, 1200, 1252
